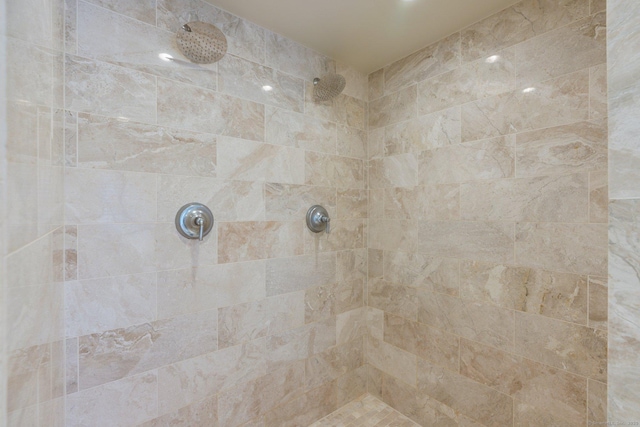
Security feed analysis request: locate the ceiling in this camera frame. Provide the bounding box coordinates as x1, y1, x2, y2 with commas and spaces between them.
205, 0, 520, 74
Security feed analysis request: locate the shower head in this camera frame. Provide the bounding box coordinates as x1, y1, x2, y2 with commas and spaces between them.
176, 21, 227, 64
313, 73, 346, 101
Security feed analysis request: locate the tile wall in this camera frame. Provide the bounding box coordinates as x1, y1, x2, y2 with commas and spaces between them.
607, 0, 640, 421
365, 0, 609, 425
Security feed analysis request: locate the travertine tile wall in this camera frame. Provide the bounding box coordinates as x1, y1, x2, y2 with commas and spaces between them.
607, 0, 640, 421
3, 0, 66, 425
59, 0, 368, 425
365, 0, 609, 425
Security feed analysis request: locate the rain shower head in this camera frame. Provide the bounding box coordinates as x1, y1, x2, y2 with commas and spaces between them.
176, 21, 227, 64
313, 73, 346, 101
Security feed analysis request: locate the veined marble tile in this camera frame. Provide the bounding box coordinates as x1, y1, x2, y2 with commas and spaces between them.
336, 307, 368, 344
264, 318, 336, 370
5, 0, 60, 49
305, 339, 363, 390
267, 379, 337, 426
368, 68, 384, 101
304, 279, 364, 323
66, 338, 79, 394
7, 37, 59, 106
515, 120, 607, 178
154, 222, 217, 270
418, 135, 515, 185
369, 153, 418, 189
336, 189, 367, 219
218, 221, 302, 263
369, 188, 385, 220
158, 175, 263, 222
588, 379, 607, 424
418, 48, 515, 116
65, 55, 157, 124
218, 292, 304, 348
384, 313, 459, 371
65, 0, 78, 54
7, 226, 55, 288
304, 83, 366, 130
515, 311, 607, 381
157, 261, 266, 319
385, 107, 461, 155
141, 395, 218, 427
217, 137, 304, 184
516, 12, 606, 87
6, 162, 38, 253
418, 359, 513, 426
515, 222, 607, 275
590, 63, 608, 119
265, 31, 334, 81
337, 249, 367, 283
64, 110, 78, 167
65, 273, 157, 337
366, 337, 417, 386
78, 310, 217, 389
219, 54, 304, 112
368, 219, 418, 253
418, 221, 515, 264
157, 340, 267, 416
84, 0, 156, 24
591, 0, 606, 13
305, 151, 364, 189
589, 276, 608, 331
157, 0, 266, 64
337, 61, 368, 101
459, 339, 587, 425
304, 219, 364, 253
460, 261, 588, 324
460, 0, 590, 62
265, 183, 335, 221
157, 78, 264, 141
589, 170, 608, 223
64, 168, 157, 224
77, 1, 218, 90
460, 173, 589, 222
384, 184, 460, 221
265, 252, 336, 296
337, 125, 367, 160
368, 279, 419, 321
417, 290, 515, 351
383, 251, 459, 296
265, 106, 336, 154
368, 85, 417, 129
461, 70, 589, 142
7, 343, 60, 412
384, 33, 460, 95
66, 371, 158, 427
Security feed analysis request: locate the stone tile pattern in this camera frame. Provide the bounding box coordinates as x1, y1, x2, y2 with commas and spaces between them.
3, 0, 66, 425
310, 394, 420, 427
18, 0, 370, 426
608, 0, 640, 422
366, 0, 608, 425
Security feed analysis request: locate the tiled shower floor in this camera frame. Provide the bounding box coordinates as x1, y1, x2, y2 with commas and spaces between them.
309, 394, 420, 427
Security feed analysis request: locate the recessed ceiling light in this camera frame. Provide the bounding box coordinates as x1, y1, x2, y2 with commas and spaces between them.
522, 87, 536, 93
158, 53, 174, 61
485, 55, 500, 63
262, 85, 273, 92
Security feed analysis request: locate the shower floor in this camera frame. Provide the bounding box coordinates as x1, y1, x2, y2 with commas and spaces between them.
309, 394, 420, 427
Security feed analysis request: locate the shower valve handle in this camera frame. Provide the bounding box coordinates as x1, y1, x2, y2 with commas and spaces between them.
306, 205, 331, 235
195, 216, 204, 241
321, 216, 330, 234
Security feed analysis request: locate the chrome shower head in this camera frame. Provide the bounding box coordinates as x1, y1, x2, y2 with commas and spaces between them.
313, 73, 346, 101
176, 21, 227, 64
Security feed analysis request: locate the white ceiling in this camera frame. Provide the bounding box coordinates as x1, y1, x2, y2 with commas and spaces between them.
205, 0, 520, 74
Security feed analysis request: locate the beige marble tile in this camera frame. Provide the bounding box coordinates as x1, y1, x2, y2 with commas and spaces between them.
218, 221, 303, 263
265, 183, 335, 222
305, 82, 366, 130
66, 338, 78, 394
368, 219, 418, 253
85, 0, 155, 24
337, 125, 367, 160
218, 292, 304, 348
157, 261, 266, 319
312, 393, 421, 427
516, 12, 606, 87
460, 339, 587, 425
140, 395, 218, 427
63, 110, 78, 167
7, 343, 56, 412
157, 78, 264, 141
336, 307, 368, 345
384, 33, 460, 95
78, 310, 217, 389
368, 85, 417, 129
515, 222, 607, 275
589, 170, 608, 223
157, 0, 266, 64
369, 188, 384, 220
460, 0, 590, 62
385, 107, 461, 155
461, 261, 588, 324
588, 379, 607, 424
305, 279, 364, 323
7, 229, 56, 288
157, 340, 267, 416
418, 221, 514, 264
588, 276, 608, 331
304, 219, 365, 253
264, 379, 337, 427
368, 68, 385, 101
515, 120, 608, 178
591, 0, 606, 13
154, 222, 218, 270
77, 113, 216, 176
336, 365, 367, 407
384, 313, 459, 371
64, 0, 78, 54
419, 135, 515, 184
6, 37, 59, 106
590, 63, 608, 120
219, 55, 304, 113
385, 184, 459, 221
337, 62, 368, 102
65, 55, 157, 123
418, 358, 513, 426
460, 173, 589, 222
65, 273, 156, 337
461, 70, 590, 142
305, 339, 363, 390
336, 189, 367, 219
368, 127, 385, 160
265, 31, 334, 81
64, 168, 156, 224
366, 337, 417, 386
265, 106, 336, 154
265, 253, 336, 296
264, 318, 336, 370
418, 48, 516, 116
417, 290, 515, 351
305, 151, 365, 189
368, 279, 418, 321
369, 153, 418, 189
515, 311, 607, 381
383, 251, 459, 296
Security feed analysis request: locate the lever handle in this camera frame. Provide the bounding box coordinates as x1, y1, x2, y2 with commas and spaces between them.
195, 217, 204, 241
322, 216, 330, 234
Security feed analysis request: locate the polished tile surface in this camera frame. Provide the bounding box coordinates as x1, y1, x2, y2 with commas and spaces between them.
309, 394, 420, 427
